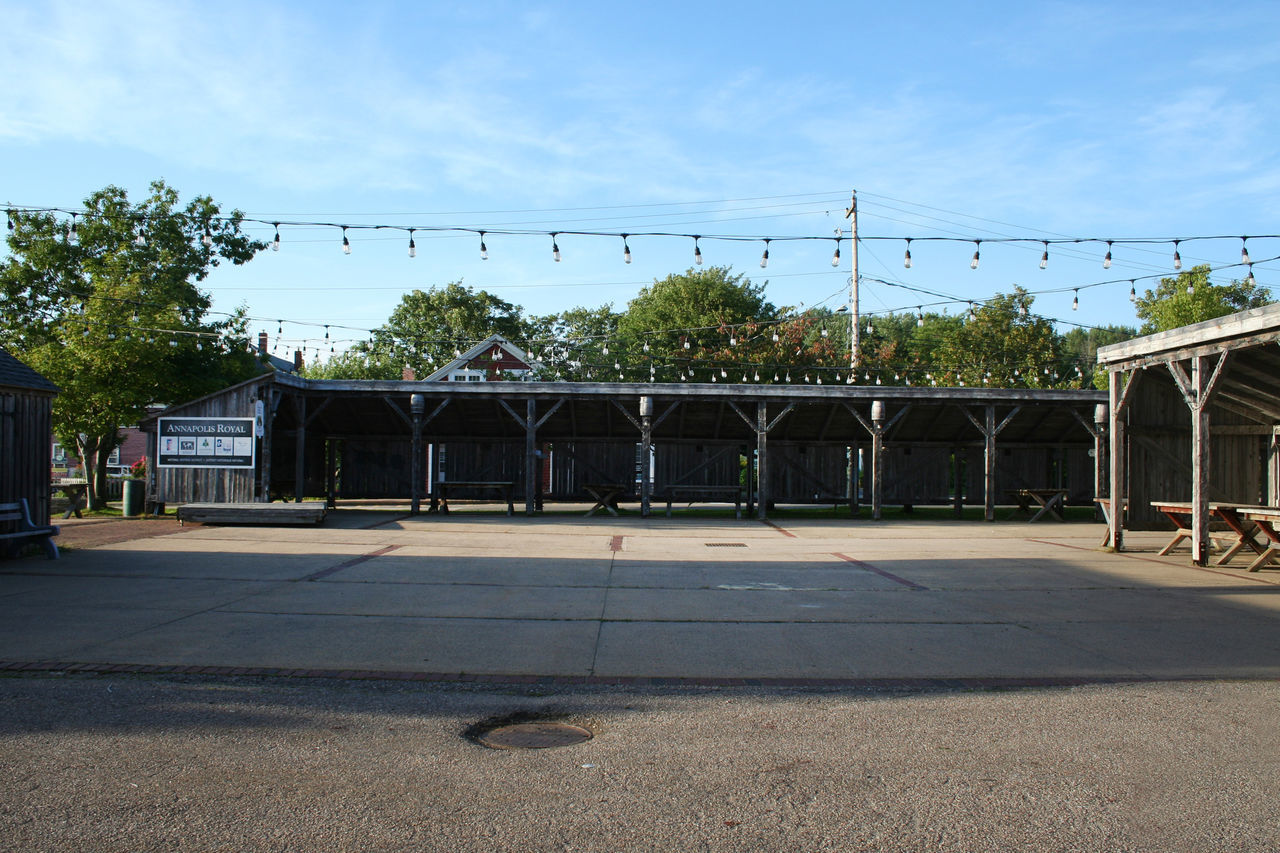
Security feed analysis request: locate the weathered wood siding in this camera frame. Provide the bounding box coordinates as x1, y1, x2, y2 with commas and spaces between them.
1125, 372, 1268, 528
547, 442, 637, 498
767, 443, 851, 503
653, 442, 744, 491
0, 389, 54, 527
152, 379, 267, 505
879, 447, 954, 504
340, 438, 412, 498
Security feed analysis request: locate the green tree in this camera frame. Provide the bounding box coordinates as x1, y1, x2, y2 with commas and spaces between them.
1134, 264, 1272, 334
614, 267, 781, 381
1059, 324, 1137, 389
933, 288, 1064, 387
0, 182, 263, 507
309, 282, 530, 380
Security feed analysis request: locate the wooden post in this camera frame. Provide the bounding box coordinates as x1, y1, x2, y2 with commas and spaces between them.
756, 401, 769, 520
326, 438, 337, 509
984, 405, 996, 522
1191, 356, 1210, 566
294, 396, 306, 503
871, 400, 884, 520
525, 398, 537, 516
1108, 371, 1126, 551
410, 394, 424, 514
1093, 403, 1107, 521
638, 396, 653, 517
260, 387, 278, 503
850, 440, 860, 514
953, 447, 963, 517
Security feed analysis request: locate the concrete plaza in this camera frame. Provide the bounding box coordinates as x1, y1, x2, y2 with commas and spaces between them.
3, 509, 1278, 683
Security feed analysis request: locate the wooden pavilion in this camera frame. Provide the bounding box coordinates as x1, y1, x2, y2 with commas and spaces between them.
141, 374, 1106, 520
1097, 303, 1280, 564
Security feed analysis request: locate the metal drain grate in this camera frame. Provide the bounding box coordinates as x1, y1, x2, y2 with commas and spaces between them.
705, 542, 748, 547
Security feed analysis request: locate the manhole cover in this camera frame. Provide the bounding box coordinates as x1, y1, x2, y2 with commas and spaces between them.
706, 542, 748, 547
475, 721, 593, 750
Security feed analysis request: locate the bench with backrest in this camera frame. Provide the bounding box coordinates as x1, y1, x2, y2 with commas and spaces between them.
0, 499, 60, 559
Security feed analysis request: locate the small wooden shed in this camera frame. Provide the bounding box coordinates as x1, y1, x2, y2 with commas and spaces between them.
0, 347, 59, 527
1097, 303, 1280, 564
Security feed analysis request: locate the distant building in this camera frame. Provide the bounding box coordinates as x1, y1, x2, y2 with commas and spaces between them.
424, 335, 540, 382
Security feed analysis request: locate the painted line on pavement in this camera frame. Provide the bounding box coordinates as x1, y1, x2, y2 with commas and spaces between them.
301, 545, 404, 582
760, 519, 797, 538
832, 552, 928, 590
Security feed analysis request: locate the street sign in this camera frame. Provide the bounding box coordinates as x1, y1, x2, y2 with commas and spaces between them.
157, 417, 256, 469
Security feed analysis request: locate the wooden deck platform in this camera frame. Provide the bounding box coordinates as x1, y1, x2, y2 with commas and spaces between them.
176, 502, 327, 526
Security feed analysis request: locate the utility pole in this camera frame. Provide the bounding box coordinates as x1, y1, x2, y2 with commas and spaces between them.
844, 190, 859, 368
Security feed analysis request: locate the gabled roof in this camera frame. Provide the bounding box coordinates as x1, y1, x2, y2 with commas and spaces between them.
0, 346, 59, 394
423, 334, 541, 381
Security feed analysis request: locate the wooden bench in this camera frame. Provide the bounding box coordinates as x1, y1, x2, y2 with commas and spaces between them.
663, 485, 744, 519
430, 481, 516, 516
0, 499, 60, 559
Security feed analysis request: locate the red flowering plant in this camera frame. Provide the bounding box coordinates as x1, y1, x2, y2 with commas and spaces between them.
129, 458, 147, 480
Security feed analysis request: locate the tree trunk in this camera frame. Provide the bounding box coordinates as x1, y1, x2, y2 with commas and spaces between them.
78, 432, 122, 510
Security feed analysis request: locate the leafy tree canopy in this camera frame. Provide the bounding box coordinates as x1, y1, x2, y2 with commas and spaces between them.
1134, 264, 1272, 334
307, 282, 529, 380
0, 180, 264, 506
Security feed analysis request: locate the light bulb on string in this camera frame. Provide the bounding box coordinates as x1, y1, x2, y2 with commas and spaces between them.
1172, 240, 1181, 269
1103, 241, 1112, 269
693, 236, 703, 265
5, 210, 13, 232
1130, 281, 1137, 302
1246, 263, 1256, 286
729, 333, 736, 346
1039, 241, 1048, 270
341, 227, 351, 254
831, 238, 841, 267
551, 233, 561, 262
916, 307, 924, 327
479, 231, 488, 260
820, 323, 828, 337
67, 214, 78, 244
760, 238, 770, 268
408, 230, 416, 258
271, 223, 281, 252
1241, 237, 1250, 265
134, 225, 147, 246
772, 330, 780, 343
903, 238, 912, 269
203, 225, 213, 247
970, 240, 981, 270
622, 235, 631, 264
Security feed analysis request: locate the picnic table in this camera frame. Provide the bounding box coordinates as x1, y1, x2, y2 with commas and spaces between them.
582, 483, 629, 517
1236, 507, 1280, 572
50, 479, 88, 519
663, 485, 744, 519
1007, 488, 1069, 523
430, 481, 515, 516
1148, 501, 1267, 566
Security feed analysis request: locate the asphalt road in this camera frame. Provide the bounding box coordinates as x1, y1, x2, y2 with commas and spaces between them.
2, 673, 1278, 852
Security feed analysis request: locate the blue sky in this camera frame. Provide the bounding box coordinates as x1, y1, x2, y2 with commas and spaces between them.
2, 1, 1277, 359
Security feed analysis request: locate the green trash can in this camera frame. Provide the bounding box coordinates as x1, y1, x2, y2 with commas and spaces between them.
123, 479, 145, 517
